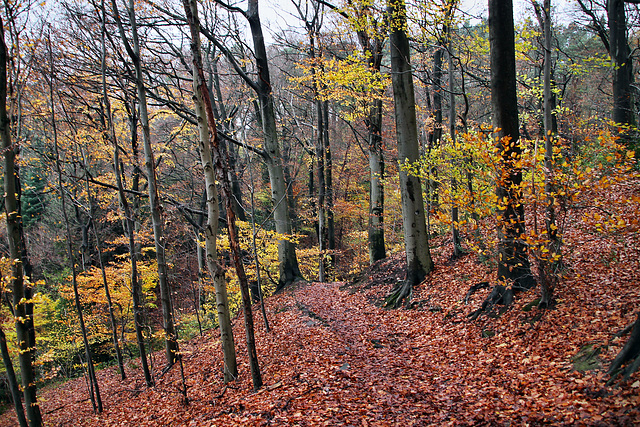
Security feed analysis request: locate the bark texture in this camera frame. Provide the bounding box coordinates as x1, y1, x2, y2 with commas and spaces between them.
0, 17, 43, 427
183, 0, 238, 383
489, 0, 536, 293
386, 0, 434, 308
247, 0, 303, 290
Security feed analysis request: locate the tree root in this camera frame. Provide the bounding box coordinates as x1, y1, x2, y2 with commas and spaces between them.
385, 280, 413, 309
467, 285, 513, 321
463, 281, 489, 305
607, 313, 640, 385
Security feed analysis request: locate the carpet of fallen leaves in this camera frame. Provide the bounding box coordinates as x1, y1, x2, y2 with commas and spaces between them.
1, 180, 640, 426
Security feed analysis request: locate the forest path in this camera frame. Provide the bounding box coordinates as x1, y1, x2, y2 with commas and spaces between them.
270, 280, 455, 425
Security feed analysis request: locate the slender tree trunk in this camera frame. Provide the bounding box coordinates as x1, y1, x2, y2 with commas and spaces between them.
114, 142, 154, 387
98, 3, 126, 378
489, 0, 536, 294
102, 50, 153, 385
111, 0, 179, 366
448, 31, 462, 258
182, 0, 238, 383
210, 56, 245, 221
246, 0, 303, 290
183, 0, 262, 390
48, 36, 102, 412
386, 0, 434, 308
0, 17, 43, 427
428, 45, 443, 208
0, 326, 27, 427
85, 149, 126, 380
324, 101, 336, 274
539, 0, 560, 308
245, 150, 270, 332
367, 98, 386, 263
311, 44, 326, 281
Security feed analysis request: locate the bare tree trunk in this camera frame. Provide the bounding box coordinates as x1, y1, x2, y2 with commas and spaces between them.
246, 0, 303, 290
99, 0, 126, 378
0, 326, 27, 427
245, 150, 270, 332
539, 0, 560, 308
48, 35, 102, 413
0, 17, 43, 427
448, 27, 462, 258
183, 0, 262, 390
428, 45, 443, 208
367, 98, 386, 263
182, 0, 238, 384
111, 0, 179, 366
316, 97, 326, 282
489, 0, 535, 295
113, 141, 154, 387
323, 101, 336, 274
609, 0, 636, 130
386, 0, 434, 308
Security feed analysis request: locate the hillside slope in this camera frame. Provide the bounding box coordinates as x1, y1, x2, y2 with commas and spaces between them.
1, 180, 639, 426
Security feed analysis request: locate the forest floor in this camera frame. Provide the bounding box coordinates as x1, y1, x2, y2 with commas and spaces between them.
2, 181, 640, 426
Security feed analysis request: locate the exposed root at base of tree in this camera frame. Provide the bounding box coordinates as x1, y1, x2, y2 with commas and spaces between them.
467, 285, 514, 320
608, 314, 640, 385
384, 280, 413, 309
463, 281, 490, 305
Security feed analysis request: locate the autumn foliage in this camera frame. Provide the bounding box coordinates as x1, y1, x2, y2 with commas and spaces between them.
1, 163, 638, 425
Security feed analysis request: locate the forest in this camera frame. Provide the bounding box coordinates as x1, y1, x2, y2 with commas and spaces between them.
0, 0, 638, 425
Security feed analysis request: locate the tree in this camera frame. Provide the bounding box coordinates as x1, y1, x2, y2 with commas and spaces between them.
0, 325, 27, 427
577, 0, 639, 152
183, 0, 262, 390
110, 0, 179, 366
101, 0, 153, 386
489, 0, 535, 304
182, 0, 238, 384
318, 0, 388, 265
0, 15, 43, 427
47, 32, 102, 413
201, 0, 304, 290
385, 0, 434, 308
608, 0, 636, 131
535, 0, 561, 308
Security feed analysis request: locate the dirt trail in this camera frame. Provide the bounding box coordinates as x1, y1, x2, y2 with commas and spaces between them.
282, 281, 455, 425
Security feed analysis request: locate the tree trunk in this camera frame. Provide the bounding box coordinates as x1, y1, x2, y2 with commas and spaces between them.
127, 0, 179, 366
48, 36, 102, 413
246, 0, 304, 290
448, 29, 462, 258
114, 141, 154, 388
367, 98, 386, 263
183, 0, 238, 383
0, 326, 28, 427
323, 101, 336, 274
608, 313, 640, 382
0, 18, 43, 427
609, 0, 636, 129
386, 0, 434, 308
210, 56, 246, 221
98, 0, 126, 379
428, 45, 443, 208
540, 0, 560, 308
316, 97, 326, 282
489, 0, 536, 294
183, 0, 262, 390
